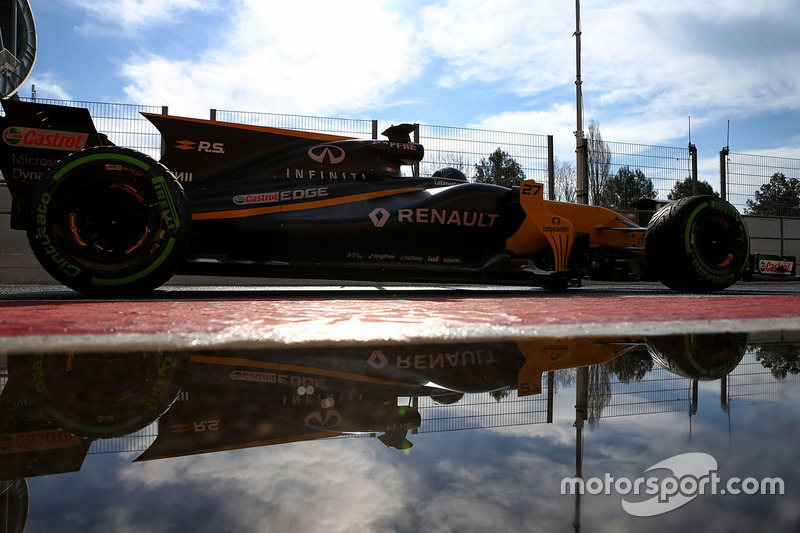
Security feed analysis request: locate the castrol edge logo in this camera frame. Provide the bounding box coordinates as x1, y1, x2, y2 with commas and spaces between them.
3, 126, 88, 151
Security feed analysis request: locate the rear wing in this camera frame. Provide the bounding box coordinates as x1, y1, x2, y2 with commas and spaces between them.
142, 113, 355, 187
0, 100, 104, 228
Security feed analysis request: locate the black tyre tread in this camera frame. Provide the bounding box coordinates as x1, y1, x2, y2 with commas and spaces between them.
27, 147, 191, 297
645, 195, 748, 292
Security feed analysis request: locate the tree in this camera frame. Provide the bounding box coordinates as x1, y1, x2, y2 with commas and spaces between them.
553, 157, 577, 203
754, 344, 800, 379
668, 177, 718, 200
745, 172, 800, 216
422, 151, 469, 178
601, 166, 656, 209
473, 148, 526, 188
586, 119, 611, 206
606, 349, 653, 384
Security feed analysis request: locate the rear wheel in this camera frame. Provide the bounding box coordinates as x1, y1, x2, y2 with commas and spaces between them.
27, 147, 190, 297
30, 351, 180, 439
645, 196, 749, 292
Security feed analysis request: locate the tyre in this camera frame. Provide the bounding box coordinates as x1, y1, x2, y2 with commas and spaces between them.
30, 351, 181, 439
645, 195, 749, 292
27, 147, 190, 296
646, 333, 748, 380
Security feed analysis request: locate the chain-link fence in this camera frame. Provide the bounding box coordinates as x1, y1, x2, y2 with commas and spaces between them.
590, 141, 692, 211
723, 152, 800, 215
414, 383, 552, 433
212, 108, 375, 139
3, 97, 800, 217
418, 124, 551, 185
13, 97, 165, 159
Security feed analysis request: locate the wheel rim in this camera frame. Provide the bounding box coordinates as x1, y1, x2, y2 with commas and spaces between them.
55, 176, 164, 274
693, 213, 740, 270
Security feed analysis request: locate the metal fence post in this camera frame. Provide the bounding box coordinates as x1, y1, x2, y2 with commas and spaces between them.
689, 143, 698, 196
371, 119, 378, 140
548, 135, 555, 200
160, 106, 169, 157
719, 147, 729, 201
413, 123, 420, 177
210, 108, 217, 121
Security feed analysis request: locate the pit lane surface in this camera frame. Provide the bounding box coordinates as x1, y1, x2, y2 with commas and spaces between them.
4, 279, 800, 533
2, 279, 800, 354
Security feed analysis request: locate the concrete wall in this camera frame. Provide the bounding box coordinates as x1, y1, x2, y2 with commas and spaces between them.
743, 216, 800, 258
0, 183, 55, 283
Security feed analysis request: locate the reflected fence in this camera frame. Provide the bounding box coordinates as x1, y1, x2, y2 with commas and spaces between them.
2, 97, 800, 216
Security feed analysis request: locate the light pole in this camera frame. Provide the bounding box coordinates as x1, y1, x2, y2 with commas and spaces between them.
575, 0, 588, 205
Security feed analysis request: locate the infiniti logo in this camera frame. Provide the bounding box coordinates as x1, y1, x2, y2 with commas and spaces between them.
304, 408, 343, 429
308, 144, 346, 164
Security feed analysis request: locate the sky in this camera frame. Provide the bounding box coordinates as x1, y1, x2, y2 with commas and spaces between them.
23, 378, 800, 531
13, 0, 800, 185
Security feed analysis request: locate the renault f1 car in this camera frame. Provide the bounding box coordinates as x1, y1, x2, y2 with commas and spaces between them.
0, 100, 751, 296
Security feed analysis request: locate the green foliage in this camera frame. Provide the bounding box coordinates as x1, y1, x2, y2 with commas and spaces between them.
601, 166, 656, 209
606, 350, 654, 384
668, 177, 718, 200
745, 173, 800, 216
473, 148, 526, 188
754, 344, 800, 379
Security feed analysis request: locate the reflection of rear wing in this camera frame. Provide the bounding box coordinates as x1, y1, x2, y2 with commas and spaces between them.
0, 100, 105, 229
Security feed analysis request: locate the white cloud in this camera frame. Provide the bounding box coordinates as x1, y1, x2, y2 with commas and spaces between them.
25, 72, 73, 101
59, 0, 800, 157
419, 0, 574, 95
65, 0, 219, 34
120, 0, 423, 117
419, 0, 800, 149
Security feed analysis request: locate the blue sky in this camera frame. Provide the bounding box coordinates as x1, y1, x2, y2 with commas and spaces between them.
16, 0, 800, 184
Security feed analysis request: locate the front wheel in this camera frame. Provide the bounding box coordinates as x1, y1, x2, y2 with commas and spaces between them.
645, 196, 749, 292
27, 147, 191, 297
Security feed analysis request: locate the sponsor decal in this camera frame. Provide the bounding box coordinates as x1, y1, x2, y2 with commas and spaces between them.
284, 168, 366, 181
3, 127, 87, 151
369, 207, 390, 227
145, 356, 178, 411
174, 140, 225, 154
304, 408, 343, 430
369, 207, 499, 228
233, 186, 329, 206
0, 429, 82, 454
152, 176, 180, 230
34, 195, 82, 278
308, 144, 345, 164
759, 259, 793, 275
169, 420, 220, 433
173, 171, 193, 182
368, 349, 497, 370
230, 370, 277, 383
371, 140, 419, 151
543, 216, 570, 233
398, 208, 499, 227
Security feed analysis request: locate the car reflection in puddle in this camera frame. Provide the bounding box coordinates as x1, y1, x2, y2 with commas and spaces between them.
1, 331, 798, 531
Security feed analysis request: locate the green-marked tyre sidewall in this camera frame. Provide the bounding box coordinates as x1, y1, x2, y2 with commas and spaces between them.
645, 196, 749, 292
683, 199, 750, 285
27, 147, 190, 296
30, 351, 180, 439
646, 333, 748, 380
